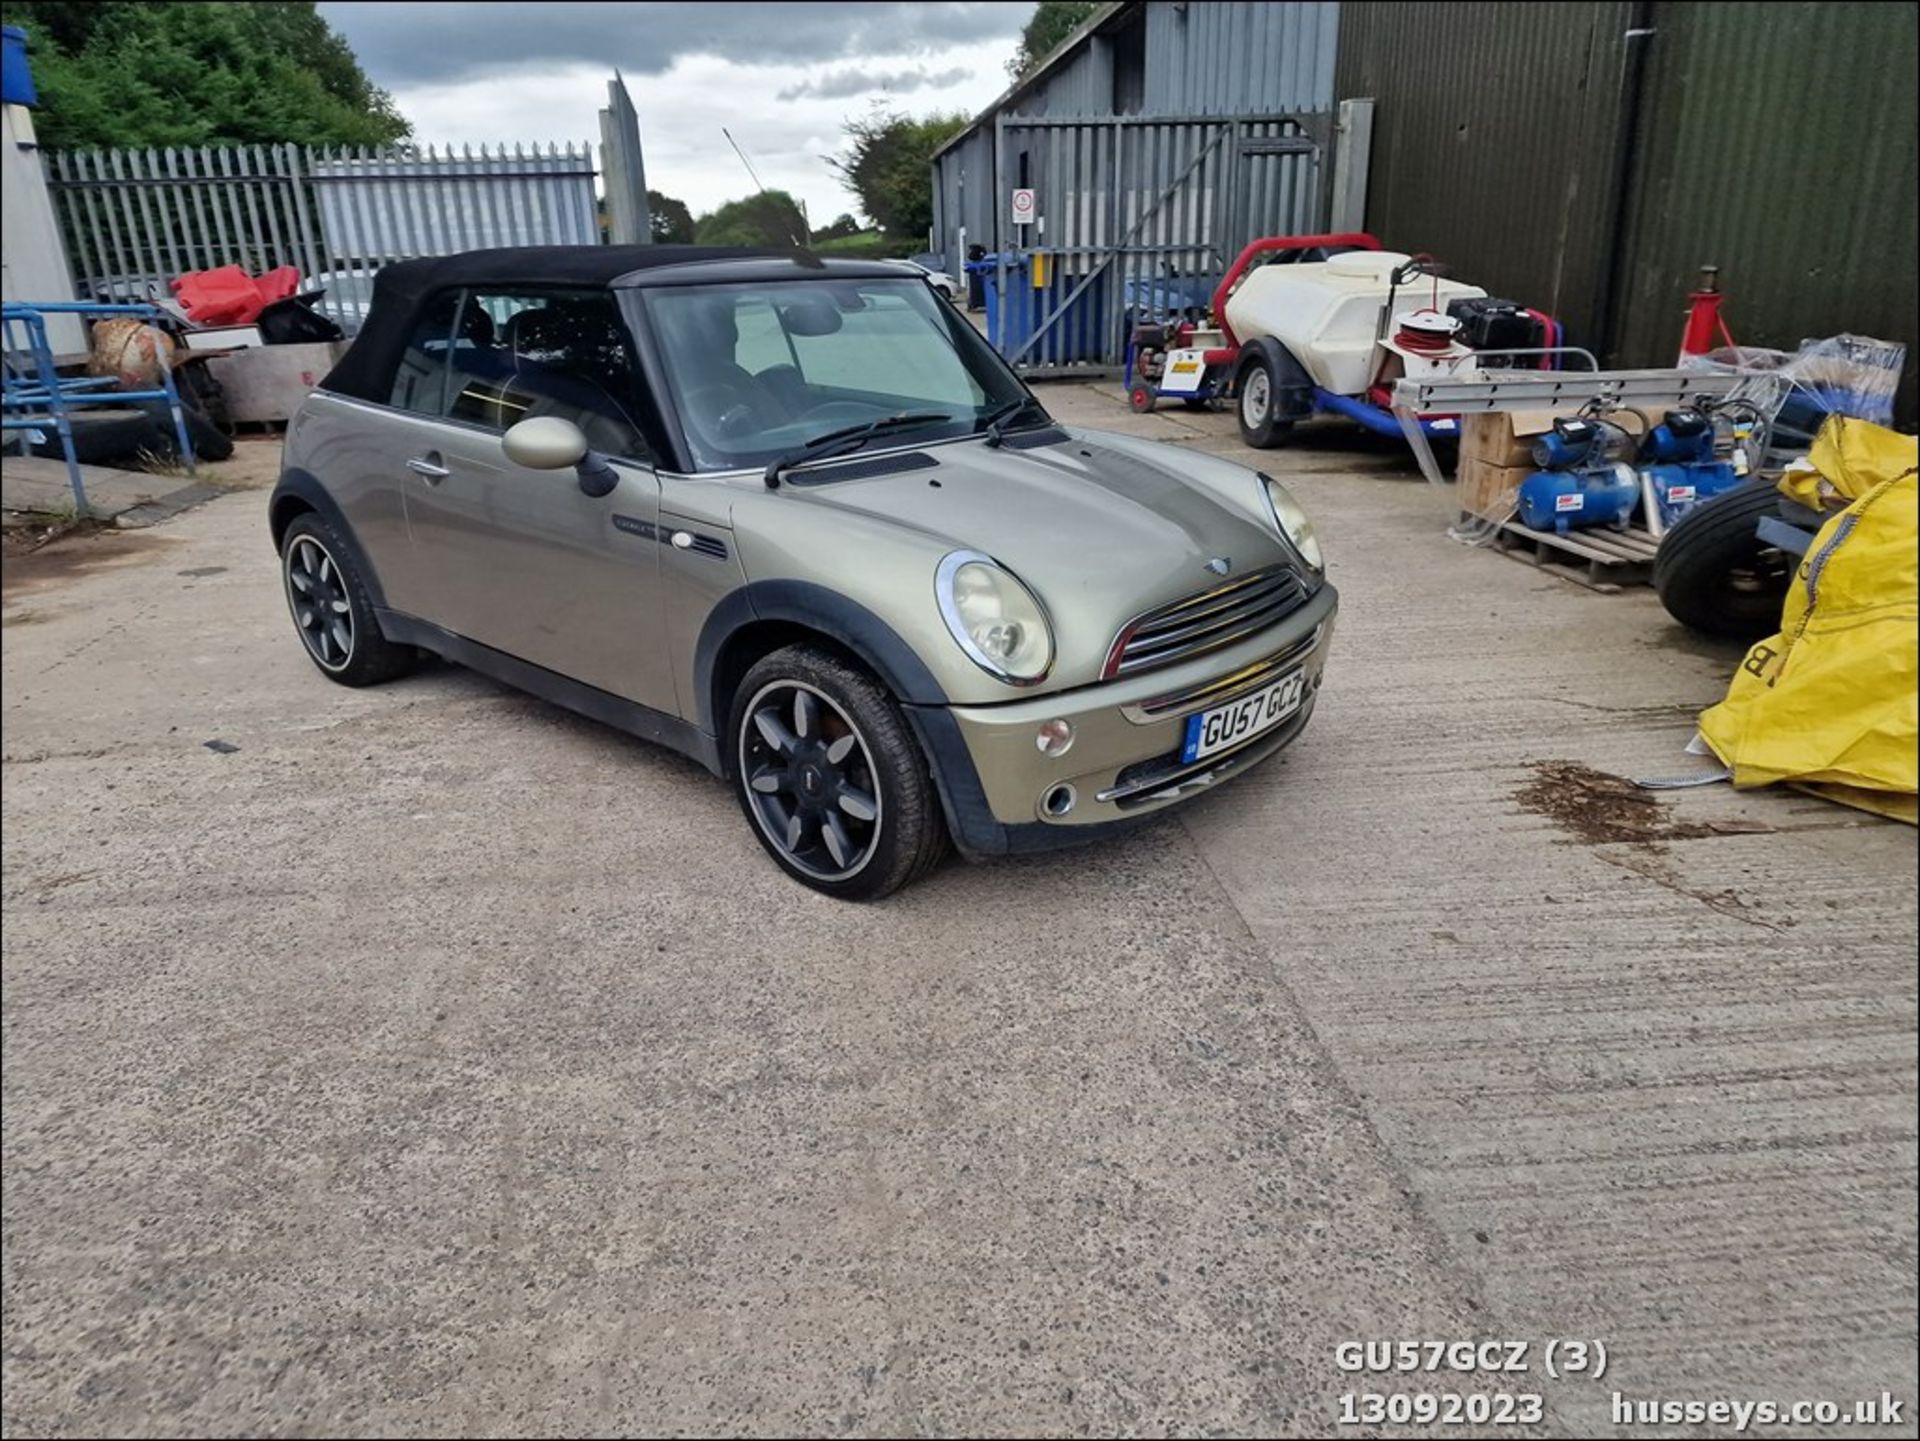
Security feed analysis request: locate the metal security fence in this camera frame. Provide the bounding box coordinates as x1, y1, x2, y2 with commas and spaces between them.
311, 146, 599, 264
965, 112, 1329, 374
46, 143, 599, 328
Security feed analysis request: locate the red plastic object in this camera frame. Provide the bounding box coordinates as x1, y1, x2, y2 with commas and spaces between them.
170, 264, 304, 326
1210, 232, 1382, 347
256, 265, 301, 305
1680, 285, 1735, 357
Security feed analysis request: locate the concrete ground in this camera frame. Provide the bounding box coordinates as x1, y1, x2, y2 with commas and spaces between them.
2, 388, 1913, 1438
3, 440, 285, 530
3, 457, 210, 529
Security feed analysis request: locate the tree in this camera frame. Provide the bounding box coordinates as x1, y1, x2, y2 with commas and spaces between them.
828, 108, 967, 244
1010, 1, 1099, 78
694, 190, 809, 248
811, 213, 861, 244
648, 191, 696, 244
2, 1, 410, 149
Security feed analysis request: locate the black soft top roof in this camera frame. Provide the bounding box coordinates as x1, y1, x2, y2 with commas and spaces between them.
321, 244, 909, 403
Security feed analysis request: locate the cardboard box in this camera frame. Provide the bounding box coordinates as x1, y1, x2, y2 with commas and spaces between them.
1457, 457, 1529, 521
204, 340, 347, 424
1458, 407, 1651, 473
1460, 410, 1561, 469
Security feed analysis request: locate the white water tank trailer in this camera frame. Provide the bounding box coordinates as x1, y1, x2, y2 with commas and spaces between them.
1225, 250, 1487, 395
1197, 235, 1577, 449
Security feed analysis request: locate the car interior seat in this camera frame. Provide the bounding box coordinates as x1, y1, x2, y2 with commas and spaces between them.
499, 303, 645, 456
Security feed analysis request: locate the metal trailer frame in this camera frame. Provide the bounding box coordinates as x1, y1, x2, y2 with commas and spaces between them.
2, 301, 196, 515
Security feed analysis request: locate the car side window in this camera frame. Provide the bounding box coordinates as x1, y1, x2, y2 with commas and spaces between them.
442, 288, 651, 462
387, 289, 463, 416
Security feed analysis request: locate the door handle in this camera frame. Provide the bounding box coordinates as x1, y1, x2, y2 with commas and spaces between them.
406, 454, 449, 481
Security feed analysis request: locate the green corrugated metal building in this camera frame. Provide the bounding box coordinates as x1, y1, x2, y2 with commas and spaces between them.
1337, 1, 1918, 422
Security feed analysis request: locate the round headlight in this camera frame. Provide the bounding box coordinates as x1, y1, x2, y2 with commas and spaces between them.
1259, 473, 1324, 573
936, 550, 1054, 684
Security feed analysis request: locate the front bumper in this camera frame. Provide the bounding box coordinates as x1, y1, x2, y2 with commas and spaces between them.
910, 581, 1337, 857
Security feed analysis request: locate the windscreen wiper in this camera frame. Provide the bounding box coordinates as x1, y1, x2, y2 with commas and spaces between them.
980, 395, 1048, 447
763, 411, 955, 489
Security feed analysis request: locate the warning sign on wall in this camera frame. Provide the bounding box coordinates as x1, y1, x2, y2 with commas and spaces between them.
1010, 188, 1036, 226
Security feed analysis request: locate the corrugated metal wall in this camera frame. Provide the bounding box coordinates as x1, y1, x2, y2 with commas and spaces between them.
932, 128, 997, 280
932, 1, 1343, 285
1334, 1, 1634, 345
1337, 0, 1918, 422
1025, 36, 1116, 118
1143, 0, 1340, 114
1612, 2, 1918, 421
986, 114, 1325, 371
1005, 3, 1341, 120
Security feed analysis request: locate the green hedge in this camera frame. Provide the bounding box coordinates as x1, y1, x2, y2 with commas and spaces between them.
808, 231, 922, 260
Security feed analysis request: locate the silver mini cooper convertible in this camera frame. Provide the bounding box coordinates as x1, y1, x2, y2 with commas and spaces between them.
272, 246, 1337, 898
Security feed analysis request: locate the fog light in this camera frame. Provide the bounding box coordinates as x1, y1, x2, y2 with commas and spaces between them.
1036, 718, 1075, 756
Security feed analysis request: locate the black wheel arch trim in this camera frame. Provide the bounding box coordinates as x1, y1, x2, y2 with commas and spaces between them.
269, 468, 391, 613
694, 579, 951, 733
1236, 337, 1315, 420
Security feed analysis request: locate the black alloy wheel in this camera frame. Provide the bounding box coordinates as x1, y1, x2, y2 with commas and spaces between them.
285, 532, 355, 672
728, 645, 948, 899
279, 512, 418, 687
740, 679, 883, 882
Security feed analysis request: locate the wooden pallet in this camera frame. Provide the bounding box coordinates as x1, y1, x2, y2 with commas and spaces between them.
1487, 517, 1661, 592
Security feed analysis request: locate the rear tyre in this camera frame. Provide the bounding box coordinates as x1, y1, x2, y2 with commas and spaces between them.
729, 644, 948, 900
1235, 355, 1293, 448
1653, 481, 1798, 640
1128, 385, 1156, 414
279, 513, 418, 686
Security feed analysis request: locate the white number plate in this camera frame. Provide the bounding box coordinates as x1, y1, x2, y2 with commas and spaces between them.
1181, 669, 1307, 764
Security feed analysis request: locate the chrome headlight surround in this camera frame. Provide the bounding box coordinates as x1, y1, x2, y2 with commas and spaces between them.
1257, 471, 1325, 573
935, 549, 1055, 686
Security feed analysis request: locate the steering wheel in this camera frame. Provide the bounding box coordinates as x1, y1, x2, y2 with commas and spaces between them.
683, 382, 763, 441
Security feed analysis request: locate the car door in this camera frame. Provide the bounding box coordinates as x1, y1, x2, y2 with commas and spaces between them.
395, 286, 677, 714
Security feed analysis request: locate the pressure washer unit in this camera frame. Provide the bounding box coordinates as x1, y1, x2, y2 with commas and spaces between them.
1639, 408, 1742, 526
1516, 417, 1642, 534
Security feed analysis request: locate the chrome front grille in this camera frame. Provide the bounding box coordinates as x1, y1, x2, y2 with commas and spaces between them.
1124, 625, 1322, 720
1103, 564, 1308, 680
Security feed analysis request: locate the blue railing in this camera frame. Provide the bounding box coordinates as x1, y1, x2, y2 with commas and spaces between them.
2, 301, 196, 515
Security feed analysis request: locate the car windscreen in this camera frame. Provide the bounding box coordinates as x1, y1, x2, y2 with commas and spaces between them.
639, 277, 1031, 473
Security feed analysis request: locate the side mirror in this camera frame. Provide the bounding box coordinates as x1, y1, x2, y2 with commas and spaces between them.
503, 415, 588, 469
502, 415, 619, 498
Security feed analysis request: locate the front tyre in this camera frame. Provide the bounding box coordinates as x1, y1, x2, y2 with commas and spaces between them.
729, 645, 948, 900
279, 513, 418, 686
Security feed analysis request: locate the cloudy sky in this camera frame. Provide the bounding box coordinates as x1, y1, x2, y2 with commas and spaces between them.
317, 2, 1037, 227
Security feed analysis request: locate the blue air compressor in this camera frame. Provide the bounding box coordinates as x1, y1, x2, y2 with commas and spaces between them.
1517, 417, 1641, 534
1639, 408, 1741, 525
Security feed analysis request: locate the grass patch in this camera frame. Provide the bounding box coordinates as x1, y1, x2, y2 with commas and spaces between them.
810, 230, 922, 260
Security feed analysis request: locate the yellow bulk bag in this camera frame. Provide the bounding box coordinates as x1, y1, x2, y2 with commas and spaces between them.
1698, 416, 1919, 823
